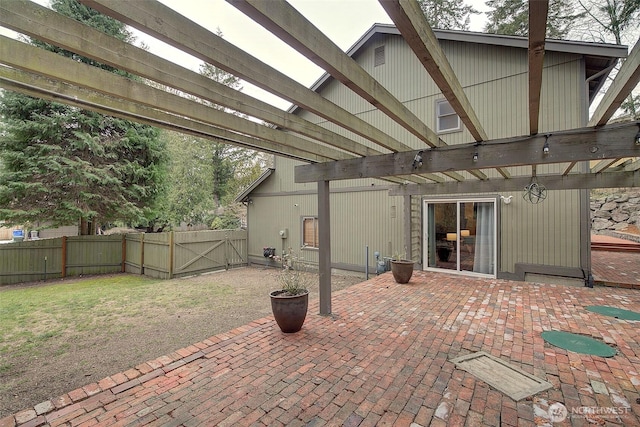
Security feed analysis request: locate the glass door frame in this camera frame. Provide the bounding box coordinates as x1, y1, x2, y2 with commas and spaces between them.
422, 197, 497, 278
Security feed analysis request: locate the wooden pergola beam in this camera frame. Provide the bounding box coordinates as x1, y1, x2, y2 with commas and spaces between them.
624, 158, 640, 171
295, 121, 640, 182
378, 0, 488, 142
591, 159, 619, 173
588, 37, 640, 127
390, 170, 640, 195
0, 36, 354, 161
377, 0, 511, 180
228, 0, 443, 148
0, 67, 331, 163
2, 0, 633, 192
80, 0, 414, 153
528, 0, 549, 135
0, 0, 384, 159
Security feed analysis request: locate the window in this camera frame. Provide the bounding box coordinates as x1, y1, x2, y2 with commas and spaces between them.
302, 217, 319, 248
374, 45, 385, 67
436, 99, 461, 133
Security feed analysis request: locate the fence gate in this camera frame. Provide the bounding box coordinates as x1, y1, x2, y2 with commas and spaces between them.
173, 230, 247, 278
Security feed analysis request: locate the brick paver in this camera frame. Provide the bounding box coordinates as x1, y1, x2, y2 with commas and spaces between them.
592, 250, 640, 289
591, 235, 640, 289
3, 270, 639, 426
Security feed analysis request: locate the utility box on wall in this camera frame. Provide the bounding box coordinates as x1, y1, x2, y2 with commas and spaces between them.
279, 229, 288, 239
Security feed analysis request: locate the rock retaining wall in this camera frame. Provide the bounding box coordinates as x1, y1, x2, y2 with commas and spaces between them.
591, 189, 640, 242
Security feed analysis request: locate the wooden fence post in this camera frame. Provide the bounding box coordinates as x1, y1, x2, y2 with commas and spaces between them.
121, 235, 126, 273
225, 233, 229, 270
61, 236, 67, 278
168, 231, 174, 279
140, 233, 145, 275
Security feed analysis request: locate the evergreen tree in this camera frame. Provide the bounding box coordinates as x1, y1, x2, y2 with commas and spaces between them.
484, 0, 581, 38
160, 29, 268, 228
0, 0, 166, 233
417, 0, 479, 30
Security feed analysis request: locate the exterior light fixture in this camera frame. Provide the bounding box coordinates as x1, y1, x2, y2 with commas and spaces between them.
543, 135, 550, 154
500, 195, 513, 204
473, 152, 478, 162
635, 125, 640, 146
523, 177, 547, 204
412, 150, 424, 169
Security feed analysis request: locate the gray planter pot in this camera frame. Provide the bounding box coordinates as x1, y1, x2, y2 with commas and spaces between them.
391, 260, 414, 284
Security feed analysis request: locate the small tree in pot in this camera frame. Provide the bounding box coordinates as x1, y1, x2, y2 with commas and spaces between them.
270, 250, 312, 333
391, 250, 414, 284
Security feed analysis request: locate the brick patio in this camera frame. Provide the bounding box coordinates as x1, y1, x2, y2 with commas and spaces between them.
2, 264, 639, 427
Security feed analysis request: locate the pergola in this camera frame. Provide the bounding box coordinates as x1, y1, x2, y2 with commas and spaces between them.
1, 0, 639, 314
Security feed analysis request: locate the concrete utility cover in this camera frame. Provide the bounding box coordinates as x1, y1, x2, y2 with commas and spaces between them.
541, 331, 617, 357
450, 351, 553, 401
585, 305, 640, 321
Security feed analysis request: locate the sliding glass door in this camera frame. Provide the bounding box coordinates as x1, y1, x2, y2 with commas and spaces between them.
424, 199, 496, 277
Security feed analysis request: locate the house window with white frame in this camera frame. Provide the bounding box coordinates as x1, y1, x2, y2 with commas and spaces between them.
302, 217, 319, 248
436, 99, 461, 133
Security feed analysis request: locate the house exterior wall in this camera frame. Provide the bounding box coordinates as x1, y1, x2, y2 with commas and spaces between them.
246, 31, 600, 283
246, 163, 404, 271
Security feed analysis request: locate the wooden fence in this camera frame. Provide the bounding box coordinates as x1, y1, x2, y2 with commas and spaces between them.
0, 229, 247, 285
124, 229, 248, 279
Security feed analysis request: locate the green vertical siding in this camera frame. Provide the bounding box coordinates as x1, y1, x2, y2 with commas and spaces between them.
247, 187, 404, 270
259, 34, 590, 277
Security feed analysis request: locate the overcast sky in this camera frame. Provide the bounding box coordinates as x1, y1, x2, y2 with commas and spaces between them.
130, 0, 488, 109
1, 0, 487, 110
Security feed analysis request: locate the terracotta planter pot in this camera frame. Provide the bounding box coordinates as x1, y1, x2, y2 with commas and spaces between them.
270, 290, 309, 333
391, 260, 414, 284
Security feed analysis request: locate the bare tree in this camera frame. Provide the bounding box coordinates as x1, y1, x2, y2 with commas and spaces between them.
575, 0, 640, 117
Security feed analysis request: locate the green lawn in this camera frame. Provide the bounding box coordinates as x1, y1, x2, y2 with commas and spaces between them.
0, 274, 234, 361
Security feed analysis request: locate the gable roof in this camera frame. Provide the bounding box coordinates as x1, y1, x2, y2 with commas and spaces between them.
235, 168, 275, 203
295, 24, 627, 109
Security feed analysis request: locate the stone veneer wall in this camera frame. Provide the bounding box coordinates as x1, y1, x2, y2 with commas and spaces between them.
590, 189, 640, 243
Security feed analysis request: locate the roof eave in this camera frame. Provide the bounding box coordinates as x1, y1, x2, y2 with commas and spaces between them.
288, 25, 628, 114
234, 168, 275, 202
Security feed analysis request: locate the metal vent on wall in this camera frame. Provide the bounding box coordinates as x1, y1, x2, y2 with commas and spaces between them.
374, 45, 385, 66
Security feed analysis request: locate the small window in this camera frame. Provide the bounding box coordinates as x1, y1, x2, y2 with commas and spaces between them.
436, 99, 461, 133
374, 45, 385, 67
302, 217, 319, 248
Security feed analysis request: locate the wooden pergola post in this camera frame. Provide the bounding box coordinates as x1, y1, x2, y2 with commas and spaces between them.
318, 180, 331, 315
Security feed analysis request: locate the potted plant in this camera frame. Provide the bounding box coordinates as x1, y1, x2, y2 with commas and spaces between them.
270, 249, 311, 333
390, 250, 414, 284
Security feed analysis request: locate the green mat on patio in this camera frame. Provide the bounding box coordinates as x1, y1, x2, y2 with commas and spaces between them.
585, 305, 640, 321
541, 331, 616, 357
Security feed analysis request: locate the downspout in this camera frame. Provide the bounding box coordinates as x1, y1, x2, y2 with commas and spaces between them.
580, 61, 616, 286
585, 62, 616, 106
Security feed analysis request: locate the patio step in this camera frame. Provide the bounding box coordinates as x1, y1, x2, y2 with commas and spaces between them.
591, 241, 640, 252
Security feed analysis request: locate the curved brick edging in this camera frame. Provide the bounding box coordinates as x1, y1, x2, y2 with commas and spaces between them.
0, 318, 273, 427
